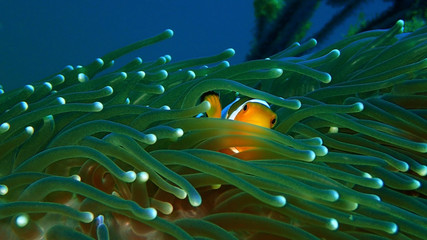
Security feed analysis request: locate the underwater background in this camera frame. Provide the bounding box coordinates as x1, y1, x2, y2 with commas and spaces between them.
1, 0, 427, 240
1, 0, 391, 91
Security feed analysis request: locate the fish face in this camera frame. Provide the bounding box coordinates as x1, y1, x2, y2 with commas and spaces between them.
233, 102, 277, 128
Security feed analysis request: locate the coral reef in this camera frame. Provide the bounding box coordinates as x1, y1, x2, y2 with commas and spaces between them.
0, 20, 426, 239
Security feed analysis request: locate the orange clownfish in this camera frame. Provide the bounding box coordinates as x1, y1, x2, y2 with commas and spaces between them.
202, 91, 277, 129
201, 92, 277, 155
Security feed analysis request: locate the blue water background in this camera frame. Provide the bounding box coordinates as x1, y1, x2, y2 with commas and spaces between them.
0, 0, 390, 91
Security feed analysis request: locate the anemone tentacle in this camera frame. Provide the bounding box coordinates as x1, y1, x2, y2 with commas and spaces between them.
0, 21, 426, 239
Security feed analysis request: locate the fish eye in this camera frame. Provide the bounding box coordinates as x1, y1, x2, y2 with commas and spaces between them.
271, 118, 276, 125
243, 104, 248, 111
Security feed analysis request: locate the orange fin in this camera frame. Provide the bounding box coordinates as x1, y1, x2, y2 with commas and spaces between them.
201, 91, 222, 118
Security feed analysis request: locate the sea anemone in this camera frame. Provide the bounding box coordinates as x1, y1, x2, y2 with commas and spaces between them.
0, 20, 426, 240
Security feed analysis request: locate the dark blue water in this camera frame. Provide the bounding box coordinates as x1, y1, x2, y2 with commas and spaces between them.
0, 0, 391, 91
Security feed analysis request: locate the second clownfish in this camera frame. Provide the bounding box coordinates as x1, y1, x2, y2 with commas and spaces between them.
201, 91, 277, 129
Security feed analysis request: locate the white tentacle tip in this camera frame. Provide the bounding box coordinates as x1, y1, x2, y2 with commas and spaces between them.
0, 184, 8, 195
92, 102, 104, 112
95, 214, 104, 225
82, 212, 95, 223
15, 214, 29, 227
25, 126, 34, 135
96, 58, 104, 66
327, 218, 339, 230
123, 171, 137, 182
0, 122, 10, 133
146, 208, 158, 220
416, 165, 427, 176
137, 172, 149, 182
164, 29, 174, 37
145, 134, 157, 144
78, 73, 89, 82
354, 102, 364, 111
175, 128, 184, 138
372, 178, 384, 188
57, 97, 66, 104
104, 86, 113, 94
71, 175, 81, 181
160, 105, 170, 110
24, 85, 35, 92
273, 195, 286, 207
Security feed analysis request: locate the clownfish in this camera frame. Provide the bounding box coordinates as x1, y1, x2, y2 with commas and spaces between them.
201, 92, 277, 155
201, 91, 277, 129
